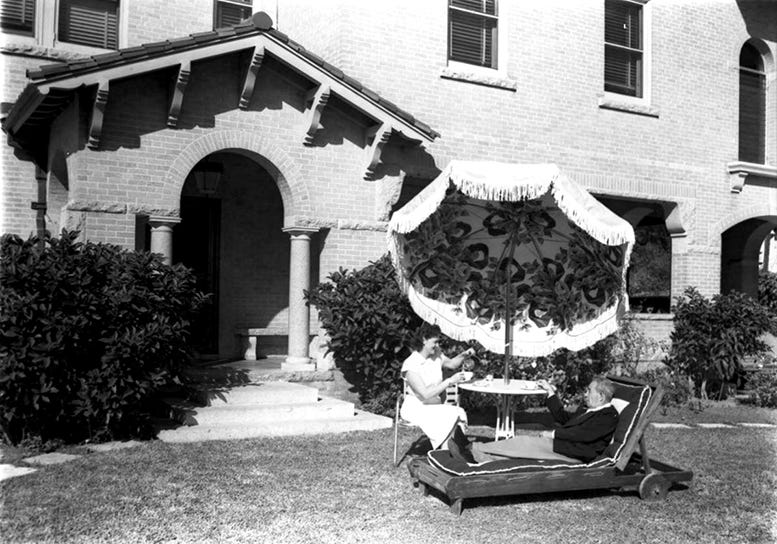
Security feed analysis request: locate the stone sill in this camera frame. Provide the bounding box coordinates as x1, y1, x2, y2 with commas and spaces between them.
439, 67, 517, 91
727, 161, 777, 193
598, 96, 660, 118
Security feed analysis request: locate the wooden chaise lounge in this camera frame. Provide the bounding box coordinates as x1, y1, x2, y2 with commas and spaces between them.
407, 375, 693, 515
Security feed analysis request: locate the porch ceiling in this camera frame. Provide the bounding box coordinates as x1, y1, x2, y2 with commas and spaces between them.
2, 12, 439, 174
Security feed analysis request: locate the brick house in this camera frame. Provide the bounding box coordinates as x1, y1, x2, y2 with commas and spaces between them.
2, 0, 776, 367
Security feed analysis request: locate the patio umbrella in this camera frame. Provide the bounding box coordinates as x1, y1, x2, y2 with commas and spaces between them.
388, 161, 634, 380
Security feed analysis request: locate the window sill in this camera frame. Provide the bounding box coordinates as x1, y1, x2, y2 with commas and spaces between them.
598, 95, 659, 118
440, 66, 517, 91
727, 161, 777, 193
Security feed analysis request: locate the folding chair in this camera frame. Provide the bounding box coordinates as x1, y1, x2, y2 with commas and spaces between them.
393, 382, 461, 467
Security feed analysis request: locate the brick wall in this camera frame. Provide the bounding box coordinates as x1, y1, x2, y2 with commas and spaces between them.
2, 0, 776, 356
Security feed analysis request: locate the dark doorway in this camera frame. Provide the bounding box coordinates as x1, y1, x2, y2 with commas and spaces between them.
174, 196, 221, 354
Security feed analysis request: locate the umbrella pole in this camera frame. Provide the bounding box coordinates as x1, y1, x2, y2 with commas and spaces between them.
503, 270, 511, 385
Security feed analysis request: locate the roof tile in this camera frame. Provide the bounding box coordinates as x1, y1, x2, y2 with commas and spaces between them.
167, 36, 197, 47
36, 64, 71, 77
301, 50, 325, 67
341, 74, 363, 91
321, 61, 343, 80
191, 31, 218, 43
92, 51, 124, 65
361, 88, 380, 102
120, 46, 148, 61
233, 23, 256, 35
378, 98, 399, 114
268, 29, 289, 43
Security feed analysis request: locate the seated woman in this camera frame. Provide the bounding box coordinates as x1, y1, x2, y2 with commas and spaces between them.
400, 326, 475, 457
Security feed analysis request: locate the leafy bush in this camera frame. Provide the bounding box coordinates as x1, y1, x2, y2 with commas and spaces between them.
666, 287, 773, 397
739, 370, 777, 408
637, 367, 694, 412
0, 231, 205, 445
306, 255, 423, 412
758, 271, 777, 318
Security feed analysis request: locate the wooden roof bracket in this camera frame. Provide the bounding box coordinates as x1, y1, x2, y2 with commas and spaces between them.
167, 61, 191, 128
239, 45, 265, 110
87, 80, 110, 150
302, 84, 331, 145
363, 122, 392, 179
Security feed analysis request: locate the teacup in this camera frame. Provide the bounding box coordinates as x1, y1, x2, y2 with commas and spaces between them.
461, 371, 474, 382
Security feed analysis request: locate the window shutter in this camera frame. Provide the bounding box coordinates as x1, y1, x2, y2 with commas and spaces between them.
604, 0, 642, 97
604, 46, 640, 96
739, 70, 766, 163
215, 0, 252, 29
58, 0, 118, 49
1, 0, 35, 33
448, 0, 497, 68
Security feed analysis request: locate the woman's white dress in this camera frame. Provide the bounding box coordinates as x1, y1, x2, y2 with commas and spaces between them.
400, 351, 468, 449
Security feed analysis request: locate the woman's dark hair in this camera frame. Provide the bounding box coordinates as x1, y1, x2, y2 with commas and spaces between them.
409, 323, 442, 350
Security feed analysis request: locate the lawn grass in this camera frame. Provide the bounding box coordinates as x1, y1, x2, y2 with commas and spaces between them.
2, 406, 776, 544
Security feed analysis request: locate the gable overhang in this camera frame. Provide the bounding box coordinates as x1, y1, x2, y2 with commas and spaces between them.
3, 12, 439, 173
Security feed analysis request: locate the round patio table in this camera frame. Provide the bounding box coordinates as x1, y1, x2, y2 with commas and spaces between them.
459, 379, 547, 440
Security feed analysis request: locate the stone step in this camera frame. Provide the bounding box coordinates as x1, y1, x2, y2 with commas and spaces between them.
199, 382, 320, 407
186, 397, 356, 426
156, 409, 392, 443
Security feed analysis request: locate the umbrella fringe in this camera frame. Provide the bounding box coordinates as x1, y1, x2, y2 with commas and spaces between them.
405, 288, 625, 358
549, 174, 634, 247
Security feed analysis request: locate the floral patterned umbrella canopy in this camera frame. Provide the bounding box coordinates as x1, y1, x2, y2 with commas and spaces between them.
388, 161, 634, 360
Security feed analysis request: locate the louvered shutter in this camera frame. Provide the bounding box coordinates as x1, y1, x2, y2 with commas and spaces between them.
215, 0, 252, 29
58, 0, 118, 49
448, 0, 497, 69
739, 69, 766, 163
1, 0, 36, 34
604, 0, 642, 97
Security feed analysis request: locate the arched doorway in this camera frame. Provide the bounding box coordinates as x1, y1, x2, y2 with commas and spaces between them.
174, 151, 289, 358
721, 217, 777, 296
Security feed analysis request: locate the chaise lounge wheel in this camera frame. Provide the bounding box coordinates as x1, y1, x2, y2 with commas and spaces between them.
639, 473, 669, 501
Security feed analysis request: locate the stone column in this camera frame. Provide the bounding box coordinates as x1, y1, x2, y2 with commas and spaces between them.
283, 227, 318, 370
148, 216, 181, 265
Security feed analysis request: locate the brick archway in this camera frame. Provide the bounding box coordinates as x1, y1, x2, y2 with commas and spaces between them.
164, 130, 311, 226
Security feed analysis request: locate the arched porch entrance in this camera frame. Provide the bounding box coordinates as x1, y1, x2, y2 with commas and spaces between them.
721, 216, 777, 296
173, 150, 292, 360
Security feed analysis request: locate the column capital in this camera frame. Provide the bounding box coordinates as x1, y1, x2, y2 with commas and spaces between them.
148, 215, 181, 226
282, 226, 319, 235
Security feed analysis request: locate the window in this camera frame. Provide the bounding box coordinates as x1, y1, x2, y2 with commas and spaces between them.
738, 42, 766, 164
214, 0, 252, 30
448, 0, 498, 69
1, 0, 35, 35
604, 0, 644, 97
58, 0, 119, 49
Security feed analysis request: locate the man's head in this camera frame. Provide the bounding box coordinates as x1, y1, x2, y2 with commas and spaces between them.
584, 376, 615, 408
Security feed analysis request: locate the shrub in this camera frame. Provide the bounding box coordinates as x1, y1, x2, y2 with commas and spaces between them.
666, 287, 773, 397
740, 370, 777, 408
637, 367, 694, 412
306, 254, 423, 411
0, 231, 205, 445
758, 271, 777, 319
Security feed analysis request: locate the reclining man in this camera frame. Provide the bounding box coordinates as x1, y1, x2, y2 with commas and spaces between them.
456, 376, 618, 465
